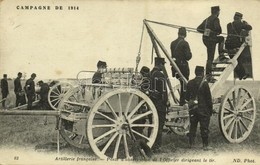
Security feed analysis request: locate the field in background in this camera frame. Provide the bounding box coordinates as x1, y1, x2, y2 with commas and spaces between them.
0, 80, 260, 162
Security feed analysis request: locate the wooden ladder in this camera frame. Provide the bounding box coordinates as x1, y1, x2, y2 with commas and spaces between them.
209, 34, 252, 97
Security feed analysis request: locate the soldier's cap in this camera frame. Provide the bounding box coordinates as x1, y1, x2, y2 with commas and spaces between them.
155, 57, 166, 66
3, 74, 7, 77
178, 27, 187, 36
97, 60, 107, 68
195, 66, 204, 74
31, 73, 36, 77
234, 12, 243, 18
37, 80, 43, 85
140, 66, 150, 75
211, 6, 220, 13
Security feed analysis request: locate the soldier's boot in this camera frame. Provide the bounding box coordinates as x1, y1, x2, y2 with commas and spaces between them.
218, 42, 229, 61
219, 54, 229, 62
189, 137, 195, 149
202, 138, 213, 151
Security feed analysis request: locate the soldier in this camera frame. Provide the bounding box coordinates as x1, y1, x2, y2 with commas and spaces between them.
92, 61, 107, 84
1, 74, 9, 109
14, 72, 26, 107
185, 66, 213, 151
139, 66, 151, 94
170, 27, 192, 106
225, 12, 252, 80
150, 57, 168, 152
135, 66, 151, 135
37, 80, 50, 109
24, 73, 37, 110
197, 6, 228, 82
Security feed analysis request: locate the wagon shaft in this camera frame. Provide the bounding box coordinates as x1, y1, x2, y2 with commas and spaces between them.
0, 110, 59, 116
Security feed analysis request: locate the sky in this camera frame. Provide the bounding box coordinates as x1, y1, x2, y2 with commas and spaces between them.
0, 0, 260, 81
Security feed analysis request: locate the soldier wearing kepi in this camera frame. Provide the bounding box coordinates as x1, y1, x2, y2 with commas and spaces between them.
92, 61, 107, 84
197, 6, 228, 82
24, 73, 37, 110
150, 57, 168, 152
225, 12, 252, 80
185, 66, 213, 151
170, 27, 192, 105
14, 72, 26, 107
1, 74, 9, 109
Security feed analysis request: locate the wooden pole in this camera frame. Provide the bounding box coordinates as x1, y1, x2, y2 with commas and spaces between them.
0, 110, 59, 116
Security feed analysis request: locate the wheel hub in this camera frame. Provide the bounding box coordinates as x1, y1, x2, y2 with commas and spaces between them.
59, 94, 64, 99
115, 118, 128, 134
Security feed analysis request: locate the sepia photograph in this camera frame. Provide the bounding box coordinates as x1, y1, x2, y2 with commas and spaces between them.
0, 0, 259, 164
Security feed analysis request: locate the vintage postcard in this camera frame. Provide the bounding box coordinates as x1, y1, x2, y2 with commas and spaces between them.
0, 0, 260, 164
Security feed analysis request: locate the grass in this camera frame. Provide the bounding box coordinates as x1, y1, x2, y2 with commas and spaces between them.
0, 80, 260, 163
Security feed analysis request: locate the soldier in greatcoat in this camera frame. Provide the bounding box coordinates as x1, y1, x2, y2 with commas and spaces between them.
150, 57, 168, 152
38, 80, 50, 109
185, 66, 213, 150
170, 27, 192, 105
14, 72, 26, 107
225, 12, 252, 80
197, 6, 228, 82
1, 74, 9, 109
24, 73, 36, 110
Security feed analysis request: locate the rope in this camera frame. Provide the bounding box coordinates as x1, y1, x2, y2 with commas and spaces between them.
151, 46, 154, 64
135, 23, 145, 72
145, 19, 245, 38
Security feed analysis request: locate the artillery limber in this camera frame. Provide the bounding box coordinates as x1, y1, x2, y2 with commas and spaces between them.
0, 19, 256, 160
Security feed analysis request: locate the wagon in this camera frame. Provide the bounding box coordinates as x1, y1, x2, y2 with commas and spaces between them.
56, 20, 256, 159
0, 19, 256, 160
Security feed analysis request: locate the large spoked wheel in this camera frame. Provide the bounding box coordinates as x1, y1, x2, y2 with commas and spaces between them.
219, 85, 256, 143
87, 88, 159, 159
48, 82, 73, 110
58, 86, 92, 149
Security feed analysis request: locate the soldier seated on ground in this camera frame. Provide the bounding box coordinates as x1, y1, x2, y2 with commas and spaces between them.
37, 80, 50, 110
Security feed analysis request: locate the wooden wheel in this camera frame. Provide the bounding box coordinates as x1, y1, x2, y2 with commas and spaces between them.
48, 82, 73, 110
219, 85, 256, 143
87, 88, 158, 159
58, 86, 92, 149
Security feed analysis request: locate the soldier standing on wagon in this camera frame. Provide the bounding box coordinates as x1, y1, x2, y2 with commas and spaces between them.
170, 27, 192, 106
24, 73, 36, 110
225, 12, 252, 80
197, 6, 228, 82
185, 66, 213, 151
14, 72, 26, 107
150, 57, 168, 152
1, 74, 9, 109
